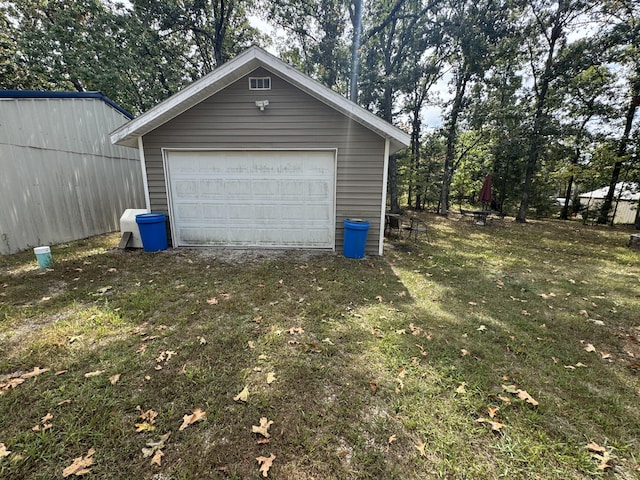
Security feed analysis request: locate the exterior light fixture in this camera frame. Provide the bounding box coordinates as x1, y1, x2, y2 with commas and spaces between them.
255, 100, 269, 111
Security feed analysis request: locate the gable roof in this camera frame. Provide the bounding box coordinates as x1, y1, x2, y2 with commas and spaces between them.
579, 182, 640, 201
0, 90, 133, 119
110, 46, 410, 152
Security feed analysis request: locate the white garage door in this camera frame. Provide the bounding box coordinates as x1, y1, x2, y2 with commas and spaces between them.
165, 150, 336, 248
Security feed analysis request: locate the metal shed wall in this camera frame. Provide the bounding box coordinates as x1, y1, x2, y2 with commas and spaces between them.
0, 97, 144, 254
141, 67, 386, 254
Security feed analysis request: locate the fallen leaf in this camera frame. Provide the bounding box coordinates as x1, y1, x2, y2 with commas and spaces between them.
587, 442, 607, 453
150, 449, 163, 466
369, 380, 378, 393
109, 374, 121, 385
233, 386, 249, 402
488, 406, 499, 418
207, 298, 218, 305
55, 370, 68, 376
584, 343, 597, 353
375, 295, 383, 302
21, 367, 50, 379
248, 341, 256, 349
62, 448, 95, 477
252, 417, 273, 438
142, 433, 171, 458
477, 325, 487, 332
477, 417, 505, 432
256, 453, 276, 477
455, 383, 467, 394
199, 336, 207, 345
414, 441, 426, 457
468, 301, 478, 306
84, 370, 104, 378
0, 443, 11, 458
600, 352, 611, 360
385, 434, 397, 452
179, 408, 207, 431
497, 395, 511, 404
516, 389, 539, 406
266, 372, 276, 384
502, 384, 518, 394
520, 310, 530, 316
135, 422, 156, 432
288, 327, 304, 334
57, 399, 72, 406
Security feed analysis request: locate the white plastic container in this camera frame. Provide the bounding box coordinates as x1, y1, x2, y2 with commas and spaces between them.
34, 246, 52, 269
119, 209, 148, 248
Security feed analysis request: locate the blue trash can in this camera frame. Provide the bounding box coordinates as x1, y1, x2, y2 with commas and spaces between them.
135, 213, 168, 252
343, 218, 369, 259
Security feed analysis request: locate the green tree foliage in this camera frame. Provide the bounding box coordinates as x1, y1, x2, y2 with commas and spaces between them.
2, 0, 261, 114
262, 0, 351, 92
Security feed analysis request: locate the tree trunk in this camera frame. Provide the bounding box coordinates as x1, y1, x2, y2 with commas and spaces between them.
560, 175, 575, 220
438, 70, 468, 215
597, 89, 640, 224
516, 12, 563, 223
349, 0, 363, 102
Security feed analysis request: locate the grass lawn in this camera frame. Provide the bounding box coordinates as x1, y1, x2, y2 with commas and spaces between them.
1, 214, 639, 479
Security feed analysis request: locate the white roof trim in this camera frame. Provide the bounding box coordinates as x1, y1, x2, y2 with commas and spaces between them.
110, 46, 410, 152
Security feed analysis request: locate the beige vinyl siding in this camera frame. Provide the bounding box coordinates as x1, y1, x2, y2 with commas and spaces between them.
142, 67, 385, 254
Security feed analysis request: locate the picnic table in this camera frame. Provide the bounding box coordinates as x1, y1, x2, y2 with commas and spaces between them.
461, 209, 492, 225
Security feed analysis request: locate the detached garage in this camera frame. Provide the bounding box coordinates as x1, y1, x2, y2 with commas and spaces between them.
111, 46, 410, 255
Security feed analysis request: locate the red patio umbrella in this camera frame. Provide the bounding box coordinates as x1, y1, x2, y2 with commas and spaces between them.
478, 173, 493, 209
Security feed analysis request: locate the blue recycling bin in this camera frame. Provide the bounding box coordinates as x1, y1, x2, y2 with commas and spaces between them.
135, 213, 168, 252
343, 218, 370, 259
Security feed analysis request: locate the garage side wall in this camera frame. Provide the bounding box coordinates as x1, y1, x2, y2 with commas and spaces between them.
142, 68, 386, 254
0, 98, 144, 254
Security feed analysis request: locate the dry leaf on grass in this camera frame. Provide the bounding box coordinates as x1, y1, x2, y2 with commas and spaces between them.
84, 370, 104, 378
233, 386, 249, 402
586, 442, 606, 453
142, 432, 171, 466
0, 443, 11, 458
21, 367, 50, 378
266, 372, 276, 384
386, 434, 397, 452
62, 448, 95, 477
455, 383, 467, 394
32, 413, 53, 432
256, 453, 276, 477
179, 408, 206, 431
109, 374, 121, 385
206, 298, 218, 305
252, 417, 273, 438
488, 406, 499, 418
477, 417, 505, 432
516, 389, 539, 406
584, 343, 597, 352
414, 441, 426, 457
150, 449, 163, 466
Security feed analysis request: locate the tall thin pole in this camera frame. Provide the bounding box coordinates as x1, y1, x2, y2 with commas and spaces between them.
350, 0, 363, 102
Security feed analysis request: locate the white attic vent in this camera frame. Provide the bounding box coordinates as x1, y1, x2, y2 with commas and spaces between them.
249, 77, 271, 90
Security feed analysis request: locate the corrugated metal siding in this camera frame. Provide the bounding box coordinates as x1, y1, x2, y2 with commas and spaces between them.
143, 67, 386, 254
0, 98, 145, 254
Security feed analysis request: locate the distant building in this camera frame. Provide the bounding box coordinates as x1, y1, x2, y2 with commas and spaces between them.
0, 91, 145, 254
579, 182, 639, 224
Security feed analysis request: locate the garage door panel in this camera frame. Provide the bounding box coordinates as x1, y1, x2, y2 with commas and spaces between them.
166, 150, 335, 248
